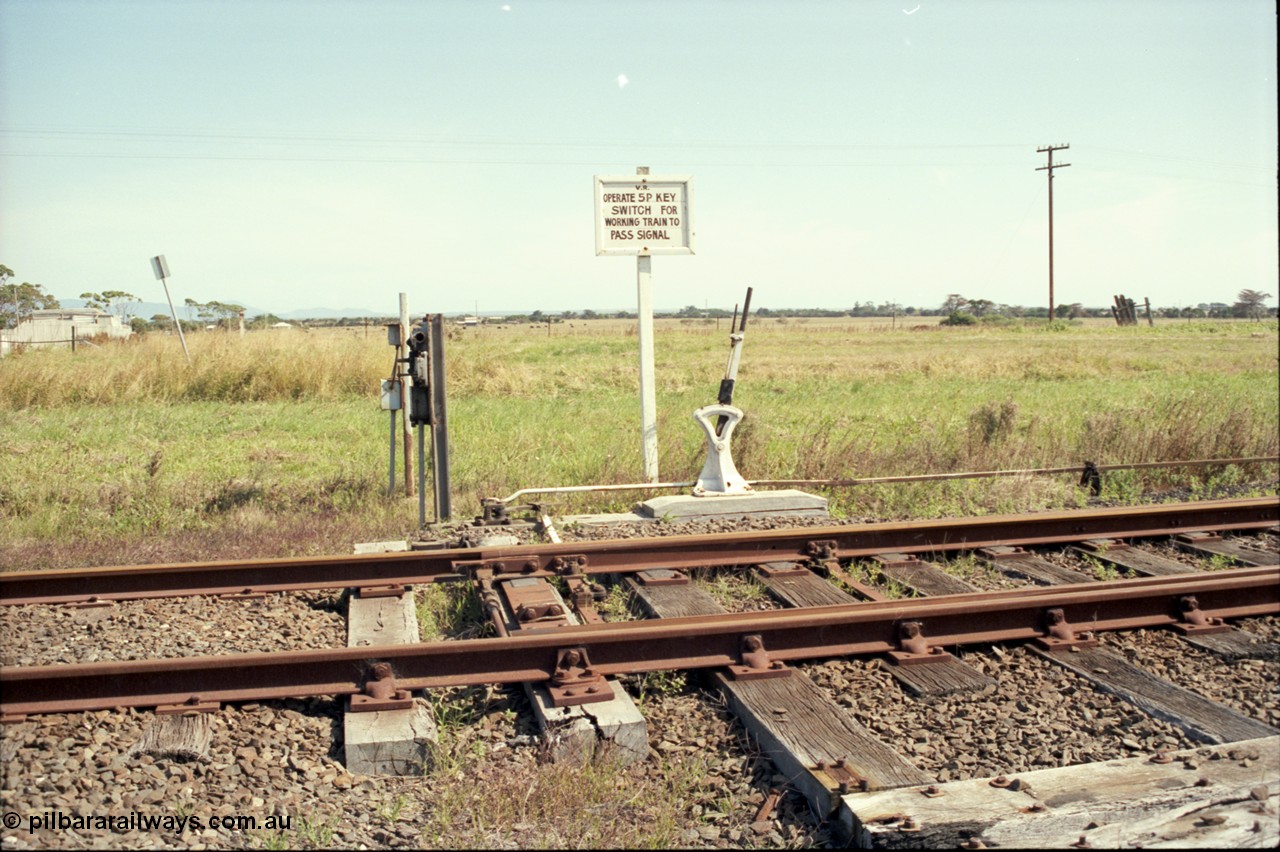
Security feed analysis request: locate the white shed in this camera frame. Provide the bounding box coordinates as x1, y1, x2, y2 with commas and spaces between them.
0, 309, 133, 357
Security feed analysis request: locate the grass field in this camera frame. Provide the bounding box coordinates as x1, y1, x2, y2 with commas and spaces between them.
2, 317, 1277, 569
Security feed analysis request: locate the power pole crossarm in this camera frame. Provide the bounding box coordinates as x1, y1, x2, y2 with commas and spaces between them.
1036, 144, 1071, 322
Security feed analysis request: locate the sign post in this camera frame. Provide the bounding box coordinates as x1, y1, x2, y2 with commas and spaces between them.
594, 167, 694, 482
150, 254, 191, 367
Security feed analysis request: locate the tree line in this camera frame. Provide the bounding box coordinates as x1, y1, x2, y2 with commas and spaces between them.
2, 263, 1274, 331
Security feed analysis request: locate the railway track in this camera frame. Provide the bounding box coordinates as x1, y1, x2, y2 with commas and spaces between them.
2, 496, 1278, 849
2, 496, 1275, 606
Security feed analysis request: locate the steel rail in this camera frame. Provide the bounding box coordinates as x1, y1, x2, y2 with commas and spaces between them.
2, 497, 1276, 606
2, 566, 1276, 717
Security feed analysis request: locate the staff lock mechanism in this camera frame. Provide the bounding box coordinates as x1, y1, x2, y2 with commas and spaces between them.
694, 287, 754, 497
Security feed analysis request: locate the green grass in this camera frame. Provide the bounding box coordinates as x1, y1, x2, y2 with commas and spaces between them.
416, 580, 489, 641
2, 319, 1276, 567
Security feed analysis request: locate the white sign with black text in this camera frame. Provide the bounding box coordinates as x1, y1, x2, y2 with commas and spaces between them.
594, 175, 694, 256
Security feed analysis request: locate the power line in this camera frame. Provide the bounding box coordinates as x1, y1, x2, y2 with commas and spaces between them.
0, 126, 1034, 152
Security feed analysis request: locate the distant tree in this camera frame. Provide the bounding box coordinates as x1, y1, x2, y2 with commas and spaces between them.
529, 310, 545, 323
941, 294, 969, 315
1, 265, 60, 329
581, 309, 599, 320
968, 298, 995, 318
80, 290, 140, 320
1234, 289, 1272, 321
247, 313, 284, 330
207, 301, 244, 329
180, 299, 244, 328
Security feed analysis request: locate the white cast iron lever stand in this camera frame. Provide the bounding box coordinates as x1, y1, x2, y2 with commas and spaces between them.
692, 404, 753, 496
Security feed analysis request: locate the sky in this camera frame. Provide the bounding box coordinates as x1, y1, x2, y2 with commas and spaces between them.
1, 0, 1276, 317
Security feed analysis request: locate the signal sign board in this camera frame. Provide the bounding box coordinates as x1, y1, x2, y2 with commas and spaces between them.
594, 175, 694, 256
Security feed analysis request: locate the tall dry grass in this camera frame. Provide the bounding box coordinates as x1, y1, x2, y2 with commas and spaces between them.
0, 329, 384, 406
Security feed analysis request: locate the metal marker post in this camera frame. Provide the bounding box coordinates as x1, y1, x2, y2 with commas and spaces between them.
594, 167, 694, 484
427, 313, 451, 521
636, 252, 658, 481
150, 255, 191, 367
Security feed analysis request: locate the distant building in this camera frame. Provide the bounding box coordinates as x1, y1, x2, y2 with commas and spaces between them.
455, 315, 481, 327
0, 308, 133, 357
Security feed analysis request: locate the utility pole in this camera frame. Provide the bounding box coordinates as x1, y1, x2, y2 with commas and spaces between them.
1036, 144, 1070, 321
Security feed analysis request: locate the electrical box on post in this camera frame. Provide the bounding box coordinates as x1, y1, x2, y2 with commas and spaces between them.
380, 380, 401, 411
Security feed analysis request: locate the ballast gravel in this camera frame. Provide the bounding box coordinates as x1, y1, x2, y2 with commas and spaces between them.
1, 516, 1276, 850
0, 591, 346, 667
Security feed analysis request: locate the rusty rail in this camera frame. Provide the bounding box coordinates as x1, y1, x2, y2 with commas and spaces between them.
2, 566, 1275, 717
2, 497, 1276, 606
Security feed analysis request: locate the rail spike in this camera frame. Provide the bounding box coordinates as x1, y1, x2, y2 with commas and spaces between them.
887, 620, 950, 666
1034, 608, 1099, 651
727, 634, 791, 681
1171, 594, 1232, 636
546, 647, 612, 707
348, 661, 413, 713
